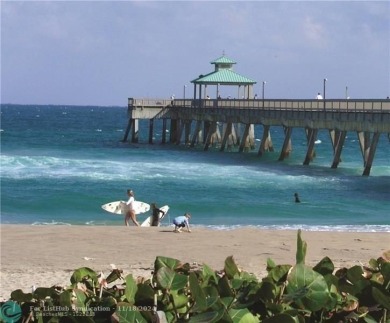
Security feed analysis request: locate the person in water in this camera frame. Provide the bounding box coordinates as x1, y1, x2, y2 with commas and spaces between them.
294, 192, 301, 203
150, 203, 166, 226
173, 213, 191, 233
125, 189, 139, 226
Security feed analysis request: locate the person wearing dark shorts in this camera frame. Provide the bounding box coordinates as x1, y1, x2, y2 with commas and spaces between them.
173, 213, 191, 233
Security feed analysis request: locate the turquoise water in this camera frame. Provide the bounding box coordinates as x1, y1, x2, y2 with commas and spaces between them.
1, 104, 389, 231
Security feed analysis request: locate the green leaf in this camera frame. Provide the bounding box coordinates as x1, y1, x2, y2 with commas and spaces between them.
229, 308, 258, 322
115, 302, 147, 323
362, 314, 382, 323
171, 292, 189, 309
10, 289, 33, 302
134, 283, 154, 303
189, 272, 208, 312
70, 267, 98, 285
202, 264, 218, 285
73, 289, 87, 312
380, 262, 390, 287
59, 290, 72, 308
225, 256, 240, 279
268, 264, 291, 283
106, 269, 123, 284
263, 313, 298, 323
287, 263, 330, 312
257, 281, 277, 303
124, 274, 137, 304
346, 266, 370, 292
220, 296, 235, 309
156, 267, 188, 290
218, 275, 234, 298
189, 310, 225, 322
203, 286, 220, 308
368, 258, 379, 271
296, 229, 307, 265
154, 256, 181, 272
313, 257, 334, 276
372, 287, 390, 310
266, 258, 276, 271
33, 287, 56, 300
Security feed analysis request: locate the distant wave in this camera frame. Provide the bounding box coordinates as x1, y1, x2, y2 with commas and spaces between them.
189, 224, 390, 233
27, 223, 390, 232
32, 221, 71, 226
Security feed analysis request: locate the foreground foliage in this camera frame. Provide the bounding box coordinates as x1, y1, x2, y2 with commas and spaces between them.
1, 230, 389, 322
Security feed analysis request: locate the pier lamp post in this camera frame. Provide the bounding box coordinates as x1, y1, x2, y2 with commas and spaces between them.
345, 86, 349, 99
183, 85, 187, 103
323, 78, 327, 99
262, 81, 266, 100
323, 78, 327, 110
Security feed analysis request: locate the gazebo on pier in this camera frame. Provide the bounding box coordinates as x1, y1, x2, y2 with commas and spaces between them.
191, 55, 257, 100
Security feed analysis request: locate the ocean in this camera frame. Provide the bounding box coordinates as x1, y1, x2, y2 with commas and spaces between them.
1, 104, 389, 232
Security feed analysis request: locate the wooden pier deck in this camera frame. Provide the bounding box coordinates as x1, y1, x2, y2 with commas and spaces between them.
123, 98, 390, 176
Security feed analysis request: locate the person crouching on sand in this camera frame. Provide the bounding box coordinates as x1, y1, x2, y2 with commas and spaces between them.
173, 213, 191, 233
125, 189, 139, 226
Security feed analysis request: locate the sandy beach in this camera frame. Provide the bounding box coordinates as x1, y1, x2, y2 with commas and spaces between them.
0, 225, 388, 301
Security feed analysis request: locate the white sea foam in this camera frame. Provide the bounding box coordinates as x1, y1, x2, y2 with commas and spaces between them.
31, 221, 72, 226
186, 224, 390, 233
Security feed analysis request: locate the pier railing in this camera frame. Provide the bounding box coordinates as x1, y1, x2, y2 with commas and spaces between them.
129, 97, 390, 112
128, 98, 390, 130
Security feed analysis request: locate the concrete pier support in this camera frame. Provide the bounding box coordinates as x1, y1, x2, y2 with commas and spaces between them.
170, 119, 179, 144
278, 126, 292, 161
258, 125, 274, 156
175, 120, 184, 145
358, 131, 381, 176
132, 119, 139, 143
184, 120, 192, 145
149, 119, 154, 144
204, 122, 218, 151
123, 118, 139, 143
122, 117, 132, 142
190, 120, 202, 147
330, 130, 347, 169
220, 122, 233, 151
303, 128, 318, 165
238, 124, 255, 152
162, 119, 167, 144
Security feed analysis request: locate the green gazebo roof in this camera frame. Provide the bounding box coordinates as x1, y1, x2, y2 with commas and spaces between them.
191, 55, 256, 85
191, 69, 256, 85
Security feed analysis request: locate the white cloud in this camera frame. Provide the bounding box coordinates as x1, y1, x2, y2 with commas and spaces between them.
302, 16, 327, 48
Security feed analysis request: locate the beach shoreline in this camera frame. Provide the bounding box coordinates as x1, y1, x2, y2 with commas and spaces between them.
1, 225, 388, 301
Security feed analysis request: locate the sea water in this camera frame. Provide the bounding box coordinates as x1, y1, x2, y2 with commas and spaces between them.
1, 104, 389, 231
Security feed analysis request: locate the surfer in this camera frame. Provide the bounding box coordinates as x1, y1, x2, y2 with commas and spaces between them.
294, 193, 301, 203
125, 189, 140, 226
151, 203, 166, 226
173, 213, 191, 233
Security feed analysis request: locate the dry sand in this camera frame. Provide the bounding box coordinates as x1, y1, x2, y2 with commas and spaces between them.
0, 225, 388, 301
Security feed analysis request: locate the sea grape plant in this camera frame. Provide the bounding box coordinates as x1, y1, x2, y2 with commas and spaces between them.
1, 230, 389, 322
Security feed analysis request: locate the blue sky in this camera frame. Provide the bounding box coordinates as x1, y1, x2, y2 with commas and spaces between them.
1, 1, 389, 106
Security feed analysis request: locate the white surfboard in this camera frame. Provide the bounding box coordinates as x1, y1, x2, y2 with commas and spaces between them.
101, 200, 150, 215
141, 205, 169, 227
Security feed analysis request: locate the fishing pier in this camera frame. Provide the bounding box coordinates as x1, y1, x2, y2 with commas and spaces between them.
123, 55, 390, 176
